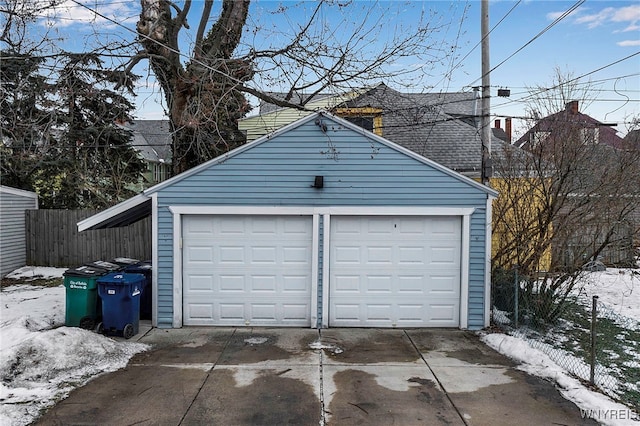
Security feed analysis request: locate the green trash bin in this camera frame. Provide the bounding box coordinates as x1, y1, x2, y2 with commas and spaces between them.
63, 265, 104, 330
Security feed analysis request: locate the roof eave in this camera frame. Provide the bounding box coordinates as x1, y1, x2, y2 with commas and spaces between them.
77, 194, 151, 231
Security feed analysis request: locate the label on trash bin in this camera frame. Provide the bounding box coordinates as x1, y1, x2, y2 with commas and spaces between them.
132, 287, 141, 297
108, 289, 116, 295
69, 280, 87, 289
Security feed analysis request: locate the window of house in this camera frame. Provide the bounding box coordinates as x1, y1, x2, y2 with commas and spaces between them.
334, 107, 383, 136
580, 127, 599, 144
153, 162, 169, 183
530, 131, 550, 147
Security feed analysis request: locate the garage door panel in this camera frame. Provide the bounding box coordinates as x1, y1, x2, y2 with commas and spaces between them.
398, 247, 426, 264
282, 276, 310, 292
187, 303, 214, 320
183, 215, 313, 326
430, 304, 458, 322
187, 275, 214, 291
330, 216, 461, 327
219, 275, 245, 292
283, 246, 311, 264
431, 247, 459, 264
397, 275, 425, 293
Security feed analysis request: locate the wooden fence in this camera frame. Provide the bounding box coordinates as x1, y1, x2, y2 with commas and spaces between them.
26, 209, 151, 267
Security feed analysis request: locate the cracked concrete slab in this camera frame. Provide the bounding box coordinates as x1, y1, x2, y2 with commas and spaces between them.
34, 328, 599, 426
324, 367, 464, 425
184, 367, 321, 425
34, 365, 209, 426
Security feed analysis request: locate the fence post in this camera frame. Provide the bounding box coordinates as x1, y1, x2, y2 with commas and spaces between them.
514, 265, 519, 328
590, 295, 599, 385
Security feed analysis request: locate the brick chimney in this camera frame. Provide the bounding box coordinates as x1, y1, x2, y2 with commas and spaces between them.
505, 117, 512, 144
566, 100, 579, 115
494, 119, 501, 129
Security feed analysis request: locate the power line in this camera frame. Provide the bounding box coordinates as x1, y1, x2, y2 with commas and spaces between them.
67, 0, 246, 87
467, 0, 585, 88
435, 0, 521, 91
494, 51, 640, 111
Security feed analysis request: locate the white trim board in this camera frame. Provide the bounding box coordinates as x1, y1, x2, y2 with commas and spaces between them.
169, 206, 475, 329
168, 205, 475, 217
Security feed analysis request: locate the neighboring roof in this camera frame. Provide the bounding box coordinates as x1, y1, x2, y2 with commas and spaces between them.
0, 185, 38, 199
121, 120, 172, 164
514, 101, 624, 149
248, 83, 514, 175
79, 112, 497, 231
333, 83, 508, 174
238, 88, 371, 141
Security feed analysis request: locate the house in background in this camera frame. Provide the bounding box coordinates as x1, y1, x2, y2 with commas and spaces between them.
516, 100, 625, 149
121, 120, 173, 190
79, 112, 497, 330
241, 83, 514, 180
240, 83, 547, 271
0, 186, 38, 276
514, 101, 638, 267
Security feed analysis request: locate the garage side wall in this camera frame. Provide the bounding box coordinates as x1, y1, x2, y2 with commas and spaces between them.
0, 186, 38, 277
153, 118, 490, 329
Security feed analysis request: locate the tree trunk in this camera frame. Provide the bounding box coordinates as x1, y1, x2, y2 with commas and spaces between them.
138, 0, 251, 176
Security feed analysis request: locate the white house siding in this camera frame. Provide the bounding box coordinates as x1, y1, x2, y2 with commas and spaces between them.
0, 186, 38, 276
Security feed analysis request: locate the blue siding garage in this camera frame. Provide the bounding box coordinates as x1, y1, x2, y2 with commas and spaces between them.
79, 112, 497, 330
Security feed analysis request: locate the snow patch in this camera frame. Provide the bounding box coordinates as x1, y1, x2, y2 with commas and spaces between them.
0, 271, 148, 426
309, 340, 343, 354
481, 333, 639, 426
244, 337, 269, 345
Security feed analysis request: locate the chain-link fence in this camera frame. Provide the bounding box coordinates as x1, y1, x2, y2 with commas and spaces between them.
491, 267, 640, 411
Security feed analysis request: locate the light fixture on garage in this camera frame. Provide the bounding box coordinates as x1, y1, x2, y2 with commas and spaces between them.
312, 176, 324, 189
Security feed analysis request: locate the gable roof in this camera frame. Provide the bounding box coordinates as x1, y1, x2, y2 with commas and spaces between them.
514, 101, 624, 149
333, 83, 510, 175
78, 112, 497, 231
247, 83, 512, 176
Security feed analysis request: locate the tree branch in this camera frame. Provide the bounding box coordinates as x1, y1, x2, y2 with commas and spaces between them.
194, 0, 213, 59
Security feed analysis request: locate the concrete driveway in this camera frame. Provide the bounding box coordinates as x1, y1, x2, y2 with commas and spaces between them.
36, 328, 596, 425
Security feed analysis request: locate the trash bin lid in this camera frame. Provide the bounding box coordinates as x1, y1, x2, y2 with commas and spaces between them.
64, 265, 105, 278
97, 272, 146, 285
111, 257, 140, 267
125, 263, 152, 272
85, 260, 121, 272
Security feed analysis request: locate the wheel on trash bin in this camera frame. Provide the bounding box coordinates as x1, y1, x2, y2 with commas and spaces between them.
123, 324, 134, 339
79, 316, 95, 330
95, 322, 104, 334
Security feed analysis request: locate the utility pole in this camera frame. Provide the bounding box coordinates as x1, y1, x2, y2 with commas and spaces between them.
481, 0, 492, 185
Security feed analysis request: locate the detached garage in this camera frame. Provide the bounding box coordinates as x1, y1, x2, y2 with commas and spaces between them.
79, 112, 497, 330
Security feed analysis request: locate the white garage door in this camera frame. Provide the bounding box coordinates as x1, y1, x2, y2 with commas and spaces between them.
329, 216, 461, 327
182, 215, 313, 326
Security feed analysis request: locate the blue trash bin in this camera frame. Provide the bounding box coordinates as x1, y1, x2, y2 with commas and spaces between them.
97, 272, 145, 339
124, 262, 152, 320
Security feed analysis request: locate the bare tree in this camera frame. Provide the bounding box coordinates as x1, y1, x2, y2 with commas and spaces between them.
134, 0, 464, 174
492, 72, 640, 325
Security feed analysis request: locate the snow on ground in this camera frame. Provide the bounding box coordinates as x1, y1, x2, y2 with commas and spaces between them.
0, 266, 638, 425
0, 267, 148, 426
577, 268, 640, 323
485, 268, 640, 425
482, 333, 639, 425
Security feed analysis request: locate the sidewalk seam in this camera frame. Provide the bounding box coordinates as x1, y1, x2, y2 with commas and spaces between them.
404, 330, 469, 426
177, 328, 237, 425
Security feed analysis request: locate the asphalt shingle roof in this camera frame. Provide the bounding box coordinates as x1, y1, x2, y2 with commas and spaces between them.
122, 120, 172, 164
